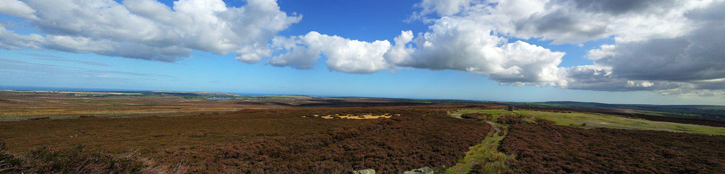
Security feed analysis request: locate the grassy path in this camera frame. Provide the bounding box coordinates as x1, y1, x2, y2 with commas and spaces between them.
444, 117, 514, 174
443, 108, 725, 173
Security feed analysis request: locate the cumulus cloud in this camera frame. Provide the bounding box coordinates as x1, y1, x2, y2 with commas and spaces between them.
509, 0, 698, 44
382, 30, 415, 66
564, 65, 680, 92
585, 44, 616, 60
270, 32, 392, 74
262, 0, 582, 85
0, 0, 300, 62
386, 17, 566, 86
408, 0, 476, 22
408, 0, 725, 95
399, 0, 693, 87
565, 0, 725, 96
2, 0, 725, 97
0, 0, 37, 20
268, 36, 320, 70
0, 25, 44, 49
270, 16, 566, 84
411, 0, 703, 44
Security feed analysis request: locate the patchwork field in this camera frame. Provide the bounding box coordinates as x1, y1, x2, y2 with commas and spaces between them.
0, 91, 432, 121
0, 91, 253, 120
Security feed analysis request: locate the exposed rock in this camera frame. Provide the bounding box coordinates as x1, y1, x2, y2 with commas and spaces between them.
351, 169, 375, 174
403, 167, 434, 174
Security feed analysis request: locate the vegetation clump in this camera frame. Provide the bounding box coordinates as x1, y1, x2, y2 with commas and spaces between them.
0, 143, 23, 173
460, 113, 492, 120
0, 144, 145, 173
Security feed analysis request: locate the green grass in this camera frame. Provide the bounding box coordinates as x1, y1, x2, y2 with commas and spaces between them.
449, 110, 517, 121
443, 109, 725, 173
454, 109, 725, 135
444, 123, 514, 174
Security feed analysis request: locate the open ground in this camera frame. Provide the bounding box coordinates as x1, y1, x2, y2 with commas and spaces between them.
1, 91, 724, 173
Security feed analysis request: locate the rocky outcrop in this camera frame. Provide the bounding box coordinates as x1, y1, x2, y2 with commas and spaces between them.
403, 167, 434, 174
351, 169, 375, 174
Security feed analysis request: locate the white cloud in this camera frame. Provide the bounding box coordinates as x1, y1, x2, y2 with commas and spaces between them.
411, 0, 700, 44
626, 80, 654, 88
0, 25, 44, 50
271, 13, 566, 85
586, 44, 616, 60
43, 35, 191, 62
262, 0, 566, 85
0, 0, 300, 62
382, 30, 415, 66
268, 35, 320, 69
407, 0, 725, 96
392, 15, 567, 86
2, 0, 725, 97
490, 41, 566, 86
415, 0, 475, 17
566, 0, 725, 96
270, 32, 393, 74
0, 0, 38, 20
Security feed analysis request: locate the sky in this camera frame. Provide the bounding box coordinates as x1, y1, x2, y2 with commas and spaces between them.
0, 0, 724, 105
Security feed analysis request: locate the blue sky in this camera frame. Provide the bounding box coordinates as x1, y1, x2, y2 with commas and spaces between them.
1, 0, 724, 105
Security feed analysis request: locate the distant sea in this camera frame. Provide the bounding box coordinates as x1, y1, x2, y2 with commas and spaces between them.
0, 86, 489, 101
0, 86, 284, 96
231, 92, 280, 96
0, 86, 139, 92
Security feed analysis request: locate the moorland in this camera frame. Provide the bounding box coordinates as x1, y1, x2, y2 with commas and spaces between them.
0, 90, 724, 173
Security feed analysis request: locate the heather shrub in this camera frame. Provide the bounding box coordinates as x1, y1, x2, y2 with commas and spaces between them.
21, 145, 145, 173
158, 109, 491, 174
534, 118, 555, 125
497, 115, 554, 125
500, 124, 725, 173
0, 142, 23, 173
461, 113, 492, 120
